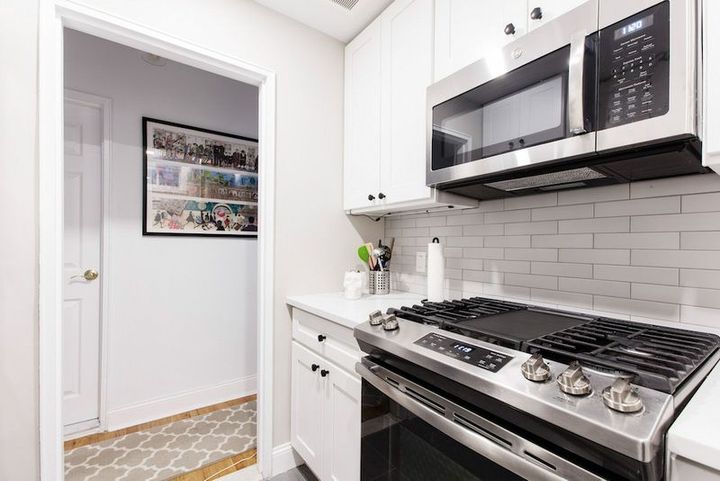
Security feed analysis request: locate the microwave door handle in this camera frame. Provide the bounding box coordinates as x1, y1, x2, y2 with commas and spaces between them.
568, 31, 588, 135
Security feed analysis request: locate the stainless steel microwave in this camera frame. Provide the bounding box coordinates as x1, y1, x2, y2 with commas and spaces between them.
427, 0, 705, 199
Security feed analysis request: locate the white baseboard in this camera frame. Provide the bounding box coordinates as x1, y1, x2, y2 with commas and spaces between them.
218, 465, 262, 481
106, 375, 256, 431
271, 442, 303, 477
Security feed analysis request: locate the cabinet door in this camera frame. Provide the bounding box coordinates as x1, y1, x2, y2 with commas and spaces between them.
527, 0, 586, 32
380, 0, 434, 205
434, 0, 528, 81
291, 342, 325, 477
323, 360, 361, 481
344, 21, 383, 211
704, 0, 720, 172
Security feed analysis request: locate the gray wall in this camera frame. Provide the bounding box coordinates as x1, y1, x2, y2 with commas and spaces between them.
387, 174, 720, 329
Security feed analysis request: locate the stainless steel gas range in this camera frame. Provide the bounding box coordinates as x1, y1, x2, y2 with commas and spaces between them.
353, 297, 720, 481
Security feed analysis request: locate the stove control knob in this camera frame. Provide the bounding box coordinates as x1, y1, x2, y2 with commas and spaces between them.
368, 310, 384, 326
557, 362, 592, 396
602, 378, 643, 413
382, 314, 399, 331
521, 353, 551, 382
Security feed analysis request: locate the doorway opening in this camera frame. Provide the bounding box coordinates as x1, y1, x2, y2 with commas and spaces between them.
39, 4, 277, 480
60, 29, 262, 480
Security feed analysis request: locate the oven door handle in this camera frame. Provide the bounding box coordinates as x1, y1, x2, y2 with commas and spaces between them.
568, 30, 589, 135
357, 361, 606, 481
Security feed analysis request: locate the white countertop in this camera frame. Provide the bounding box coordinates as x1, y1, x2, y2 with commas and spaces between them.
286, 291, 425, 329
668, 356, 720, 472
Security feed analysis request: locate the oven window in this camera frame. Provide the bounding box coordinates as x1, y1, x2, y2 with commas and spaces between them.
361, 381, 526, 481
431, 46, 571, 172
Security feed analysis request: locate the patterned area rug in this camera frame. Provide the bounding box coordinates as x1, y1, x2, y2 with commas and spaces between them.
64, 400, 256, 481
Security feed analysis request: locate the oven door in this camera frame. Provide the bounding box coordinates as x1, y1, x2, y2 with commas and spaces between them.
357, 359, 606, 481
427, 0, 599, 187
596, 0, 698, 153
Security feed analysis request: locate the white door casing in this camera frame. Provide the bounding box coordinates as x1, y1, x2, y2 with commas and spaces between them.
62, 98, 103, 431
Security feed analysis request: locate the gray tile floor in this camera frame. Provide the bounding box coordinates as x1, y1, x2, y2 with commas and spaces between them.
269, 465, 318, 481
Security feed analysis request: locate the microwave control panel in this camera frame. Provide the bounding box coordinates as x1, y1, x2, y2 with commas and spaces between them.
414, 332, 513, 373
598, 2, 670, 130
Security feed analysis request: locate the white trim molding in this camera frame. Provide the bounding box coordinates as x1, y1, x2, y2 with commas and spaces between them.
38, 2, 277, 479
271, 443, 304, 477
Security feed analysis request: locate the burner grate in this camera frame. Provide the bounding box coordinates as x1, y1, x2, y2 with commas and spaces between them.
388, 297, 525, 328
527, 319, 720, 393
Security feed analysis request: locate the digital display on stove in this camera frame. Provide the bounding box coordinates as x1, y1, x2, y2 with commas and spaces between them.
614, 14, 654, 40
415, 333, 512, 373
451, 343, 475, 354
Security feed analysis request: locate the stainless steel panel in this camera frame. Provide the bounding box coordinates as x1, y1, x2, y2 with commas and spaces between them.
426, 0, 599, 187
568, 31, 590, 134
358, 360, 606, 481
597, 0, 699, 151
355, 319, 675, 462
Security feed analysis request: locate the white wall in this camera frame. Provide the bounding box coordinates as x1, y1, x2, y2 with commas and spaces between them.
64, 30, 260, 428
0, 1, 40, 479
0, 0, 382, 476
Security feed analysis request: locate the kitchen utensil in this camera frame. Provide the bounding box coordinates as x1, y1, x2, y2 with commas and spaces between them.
357, 244, 371, 264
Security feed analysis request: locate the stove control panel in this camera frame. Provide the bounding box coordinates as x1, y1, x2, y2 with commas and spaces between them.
414, 333, 513, 373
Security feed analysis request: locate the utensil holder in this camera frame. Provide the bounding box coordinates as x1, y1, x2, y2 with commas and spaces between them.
369, 271, 390, 295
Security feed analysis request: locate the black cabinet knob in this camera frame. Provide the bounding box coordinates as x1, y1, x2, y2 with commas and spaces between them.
317, 334, 327, 342
320, 369, 330, 377
368, 194, 375, 201
504, 23, 516, 35
378, 192, 386, 200
530, 7, 543, 20
311, 364, 320, 372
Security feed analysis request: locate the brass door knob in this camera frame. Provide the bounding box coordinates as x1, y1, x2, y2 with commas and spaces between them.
72, 269, 99, 281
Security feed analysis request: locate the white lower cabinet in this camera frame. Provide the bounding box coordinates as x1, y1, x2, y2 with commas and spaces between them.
291, 341, 361, 481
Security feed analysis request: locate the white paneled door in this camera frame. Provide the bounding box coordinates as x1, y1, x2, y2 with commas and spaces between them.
63, 97, 103, 432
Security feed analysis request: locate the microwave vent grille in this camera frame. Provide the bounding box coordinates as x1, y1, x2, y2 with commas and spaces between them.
484, 168, 607, 192
330, 0, 360, 10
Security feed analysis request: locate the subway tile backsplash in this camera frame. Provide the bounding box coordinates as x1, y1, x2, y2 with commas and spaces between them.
385, 174, 720, 329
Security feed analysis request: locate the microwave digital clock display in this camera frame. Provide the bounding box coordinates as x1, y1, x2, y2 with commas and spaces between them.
614, 14, 654, 40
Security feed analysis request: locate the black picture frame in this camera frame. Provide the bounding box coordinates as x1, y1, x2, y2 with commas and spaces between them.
142, 117, 259, 238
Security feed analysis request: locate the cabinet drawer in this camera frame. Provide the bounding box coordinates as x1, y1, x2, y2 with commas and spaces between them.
292, 308, 362, 375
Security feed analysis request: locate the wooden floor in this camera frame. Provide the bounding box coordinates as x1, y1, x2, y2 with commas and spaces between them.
170, 448, 257, 481
64, 394, 257, 451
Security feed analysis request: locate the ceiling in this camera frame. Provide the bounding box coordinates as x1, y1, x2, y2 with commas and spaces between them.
253, 0, 393, 43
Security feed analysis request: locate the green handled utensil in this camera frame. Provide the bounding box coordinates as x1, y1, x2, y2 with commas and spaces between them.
357, 244, 371, 264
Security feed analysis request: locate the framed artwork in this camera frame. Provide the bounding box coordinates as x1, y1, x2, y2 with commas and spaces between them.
142, 117, 258, 237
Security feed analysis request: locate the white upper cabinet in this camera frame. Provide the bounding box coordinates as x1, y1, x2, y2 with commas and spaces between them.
380, 0, 434, 205
704, 0, 720, 172
344, 21, 383, 211
434, 0, 527, 81
343, 0, 477, 214
434, 0, 587, 81
527, 0, 587, 32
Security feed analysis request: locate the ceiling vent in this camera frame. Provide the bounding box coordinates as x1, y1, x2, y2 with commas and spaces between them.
330, 0, 360, 11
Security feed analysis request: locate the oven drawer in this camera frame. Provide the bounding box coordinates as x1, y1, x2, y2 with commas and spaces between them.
358, 358, 606, 481
292, 308, 362, 375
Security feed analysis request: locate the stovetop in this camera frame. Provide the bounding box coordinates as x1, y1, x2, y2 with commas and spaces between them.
387, 297, 720, 395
